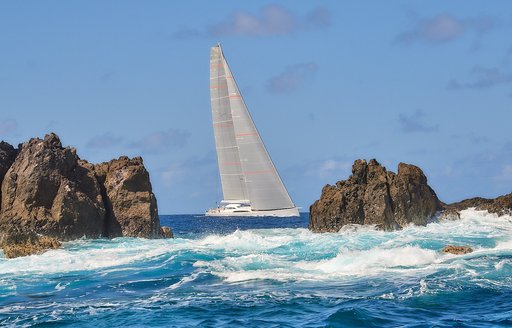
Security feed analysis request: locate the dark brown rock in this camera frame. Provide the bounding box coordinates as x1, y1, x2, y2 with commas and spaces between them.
0, 141, 18, 212
93, 156, 161, 238
1, 230, 61, 258
442, 245, 473, 255
0, 133, 166, 258
438, 208, 461, 221
445, 193, 512, 217
161, 226, 173, 238
309, 159, 442, 232
0, 133, 106, 241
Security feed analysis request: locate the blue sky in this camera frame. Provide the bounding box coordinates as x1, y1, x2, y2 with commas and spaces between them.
1, 1, 511, 214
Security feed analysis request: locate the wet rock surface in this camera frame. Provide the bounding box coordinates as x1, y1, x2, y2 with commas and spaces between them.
309, 159, 512, 233
93, 156, 161, 238
0, 133, 106, 241
0, 133, 171, 258
445, 193, 512, 217
0, 230, 61, 258
309, 159, 443, 232
442, 245, 473, 255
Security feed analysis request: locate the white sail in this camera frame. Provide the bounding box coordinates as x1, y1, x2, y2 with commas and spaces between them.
210, 44, 296, 212
210, 45, 249, 201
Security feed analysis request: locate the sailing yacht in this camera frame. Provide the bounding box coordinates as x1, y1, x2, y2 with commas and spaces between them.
206, 44, 299, 217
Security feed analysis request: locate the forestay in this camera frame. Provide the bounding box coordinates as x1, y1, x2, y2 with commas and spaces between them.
210, 44, 295, 211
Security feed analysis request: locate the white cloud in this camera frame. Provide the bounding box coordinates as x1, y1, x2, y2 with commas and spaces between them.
174, 5, 331, 39
395, 13, 495, 46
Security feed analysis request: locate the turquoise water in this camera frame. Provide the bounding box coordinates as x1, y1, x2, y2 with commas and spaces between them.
1, 209, 512, 327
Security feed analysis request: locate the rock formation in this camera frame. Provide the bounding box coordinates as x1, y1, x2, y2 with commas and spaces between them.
0, 133, 106, 241
93, 156, 161, 238
0, 133, 171, 258
0, 141, 17, 211
309, 159, 442, 232
445, 193, 512, 217
1, 231, 61, 258
442, 245, 473, 255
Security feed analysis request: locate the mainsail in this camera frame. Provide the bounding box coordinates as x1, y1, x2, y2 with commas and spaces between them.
210, 44, 295, 211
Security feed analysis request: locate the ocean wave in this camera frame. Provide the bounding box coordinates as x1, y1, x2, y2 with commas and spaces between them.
0, 209, 510, 283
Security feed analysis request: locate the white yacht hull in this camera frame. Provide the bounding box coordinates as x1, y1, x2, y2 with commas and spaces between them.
206, 207, 300, 217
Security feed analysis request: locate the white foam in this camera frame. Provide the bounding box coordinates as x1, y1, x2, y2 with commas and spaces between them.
1, 208, 510, 283
296, 245, 439, 276
0, 238, 177, 276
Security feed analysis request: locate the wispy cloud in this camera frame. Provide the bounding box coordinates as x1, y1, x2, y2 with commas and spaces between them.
0, 119, 17, 136
100, 71, 116, 82
399, 110, 439, 133
86, 133, 123, 149
448, 66, 512, 90
496, 164, 512, 181
160, 152, 217, 187
395, 13, 494, 47
174, 5, 330, 39
130, 129, 190, 154
316, 159, 352, 179
267, 62, 318, 94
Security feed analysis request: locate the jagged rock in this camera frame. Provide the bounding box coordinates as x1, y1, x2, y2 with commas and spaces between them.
0, 141, 17, 182
442, 245, 473, 255
445, 193, 512, 217
161, 226, 173, 238
309, 159, 442, 232
93, 156, 161, 238
1, 230, 61, 258
0, 133, 106, 241
438, 208, 461, 221
0, 133, 168, 258
0, 141, 18, 212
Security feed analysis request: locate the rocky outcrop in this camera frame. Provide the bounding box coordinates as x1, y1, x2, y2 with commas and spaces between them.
0, 133, 106, 241
161, 226, 173, 238
442, 245, 473, 255
445, 193, 512, 217
309, 159, 442, 232
1, 230, 61, 259
0, 133, 171, 258
93, 156, 161, 238
0, 141, 17, 211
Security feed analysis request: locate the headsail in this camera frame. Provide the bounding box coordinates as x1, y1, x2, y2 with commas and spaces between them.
210, 44, 295, 211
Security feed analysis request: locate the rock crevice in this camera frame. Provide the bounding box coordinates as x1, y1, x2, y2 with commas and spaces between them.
309, 159, 442, 232
0, 133, 170, 258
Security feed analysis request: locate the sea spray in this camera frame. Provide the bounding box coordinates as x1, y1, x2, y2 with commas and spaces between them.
1, 210, 512, 327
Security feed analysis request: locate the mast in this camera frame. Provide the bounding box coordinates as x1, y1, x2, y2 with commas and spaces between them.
210, 44, 249, 201
215, 44, 295, 211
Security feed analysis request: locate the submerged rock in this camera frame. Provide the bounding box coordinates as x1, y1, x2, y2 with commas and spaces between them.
438, 208, 461, 221
309, 159, 442, 232
161, 226, 173, 238
442, 245, 473, 255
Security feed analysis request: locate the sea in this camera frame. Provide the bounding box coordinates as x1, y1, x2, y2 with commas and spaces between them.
1, 209, 512, 327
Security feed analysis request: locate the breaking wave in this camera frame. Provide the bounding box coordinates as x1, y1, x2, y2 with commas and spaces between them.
1, 209, 511, 327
